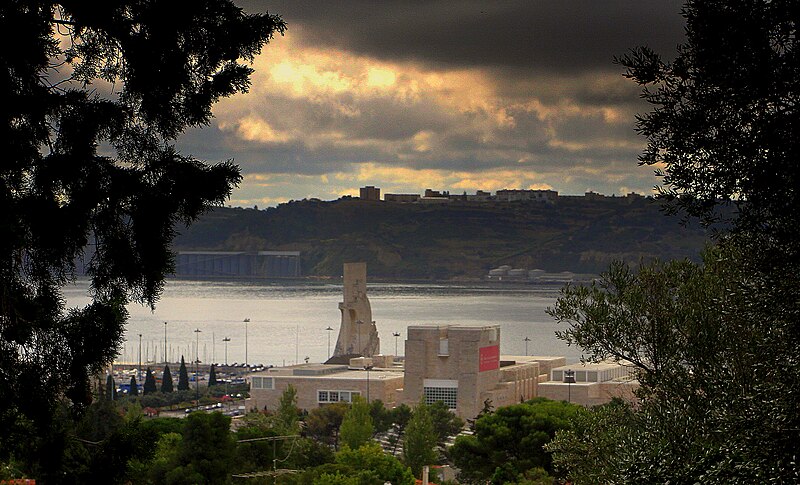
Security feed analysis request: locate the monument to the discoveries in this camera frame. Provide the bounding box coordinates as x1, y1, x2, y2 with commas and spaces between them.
332, 262, 380, 357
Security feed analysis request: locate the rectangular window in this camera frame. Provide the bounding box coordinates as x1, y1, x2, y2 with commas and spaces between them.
329, 391, 339, 402
439, 338, 449, 356
318, 391, 329, 402
251, 377, 274, 389
552, 370, 563, 382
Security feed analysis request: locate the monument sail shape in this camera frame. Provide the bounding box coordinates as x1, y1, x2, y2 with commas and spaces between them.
333, 262, 380, 357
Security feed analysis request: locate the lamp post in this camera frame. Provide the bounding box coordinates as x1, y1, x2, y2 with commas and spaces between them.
523, 337, 531, 356
163, 321, 168, 364
243, 318, 250, 368
364, 364, 374, 402
194, 328, 202, 406
392, 332, 401, 356
356, 320, 363, 356
564, 369, 576, 403
138, 334, 142, 384
325, 326, 334, 359
222, 337, 230, 366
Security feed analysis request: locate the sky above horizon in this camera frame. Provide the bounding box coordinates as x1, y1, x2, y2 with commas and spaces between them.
180, 1, 686, 207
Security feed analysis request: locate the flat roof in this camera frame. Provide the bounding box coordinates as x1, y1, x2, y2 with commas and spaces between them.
551, 361, 632, 372
250, 363, 403, 381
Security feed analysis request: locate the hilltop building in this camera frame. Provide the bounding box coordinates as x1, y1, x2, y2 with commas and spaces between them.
384, 193, 420, 203
359, 186, 381, 201
495, 189, 558, 203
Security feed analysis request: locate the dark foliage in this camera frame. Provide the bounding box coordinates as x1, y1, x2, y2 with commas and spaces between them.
208, 363, 217, 387
160, 364, 173, 393
143, 367, 157, 395
450, 398, 579, 484
105, 374, 117, 401
129, 375, 138, 396
177, 355, 190, 391
548, 1, 800, 481
618, 0, 798, 241
0, 0, 285, 474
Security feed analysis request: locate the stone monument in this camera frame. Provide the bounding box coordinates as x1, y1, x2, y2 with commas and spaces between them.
333, 262, 380, 357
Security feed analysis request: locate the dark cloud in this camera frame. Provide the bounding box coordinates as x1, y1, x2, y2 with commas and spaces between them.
174, 2, 693, 204
240, 0, 685, 74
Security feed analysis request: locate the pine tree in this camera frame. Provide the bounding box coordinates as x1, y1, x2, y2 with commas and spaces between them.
143, 368, 158, 395
403, 402, 437, 478
208, 364, 218, 387
178, 356, 190, 391
161, 365, 174, 393
129, 376, 139, 396
340, 395, 374, 450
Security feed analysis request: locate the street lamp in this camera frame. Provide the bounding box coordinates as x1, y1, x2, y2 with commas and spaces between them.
222, 337, 231, 366
392, 332, 401, 356
564, 369, 576, 403
523, 337, 531, 356
356, 320, 363, 356
243, 318, 250, 367
364, 364, 374, 402
163, 321, 168, 364
194, 328, 202, 406
325, 326, 334, 359
138, 334, 142, 384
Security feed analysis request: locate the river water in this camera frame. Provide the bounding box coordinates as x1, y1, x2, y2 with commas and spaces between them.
63, 279, 583, 367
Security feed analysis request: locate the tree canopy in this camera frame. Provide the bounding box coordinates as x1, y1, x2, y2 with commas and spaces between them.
619, 0, 798, 239
0, 0, 285, 460
339, 396, 374, 451
402, 402, 437, 478
450, 398, 579, 484
548, 1, 800, 482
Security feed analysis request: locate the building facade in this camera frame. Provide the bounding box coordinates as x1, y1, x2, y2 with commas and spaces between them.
402, 325, 546, 419
359, 186, 381, 201
248, 361, 404, 411
537, 361, 640, 406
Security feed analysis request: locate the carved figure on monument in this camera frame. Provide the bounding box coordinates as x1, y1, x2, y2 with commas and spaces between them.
333, 262, 380, 357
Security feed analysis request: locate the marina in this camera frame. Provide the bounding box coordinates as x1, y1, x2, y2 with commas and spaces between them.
63, 278, 583, 367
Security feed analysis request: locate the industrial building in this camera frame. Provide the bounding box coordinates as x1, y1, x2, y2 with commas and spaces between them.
174, 250, 300, 279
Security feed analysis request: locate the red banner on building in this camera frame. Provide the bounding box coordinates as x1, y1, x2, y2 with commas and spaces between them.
479, 344, 500, 372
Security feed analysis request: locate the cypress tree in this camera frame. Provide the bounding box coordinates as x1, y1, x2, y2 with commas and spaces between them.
143, 367, 158, 395
129, 375, 139, 396
161, 365, 174, 393
208, 364, 217, 387
178, 356, 190, 391
105, 374, 117, 401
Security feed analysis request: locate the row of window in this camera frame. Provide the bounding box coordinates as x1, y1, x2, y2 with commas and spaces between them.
318, 390, 360, 403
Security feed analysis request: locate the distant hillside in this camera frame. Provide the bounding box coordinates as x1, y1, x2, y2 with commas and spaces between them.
173, 197, 710, 280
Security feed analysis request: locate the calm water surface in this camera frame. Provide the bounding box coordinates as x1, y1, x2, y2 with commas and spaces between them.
63, 279, 583, 366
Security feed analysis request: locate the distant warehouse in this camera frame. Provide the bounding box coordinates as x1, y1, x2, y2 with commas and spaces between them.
175, 251, 300, 279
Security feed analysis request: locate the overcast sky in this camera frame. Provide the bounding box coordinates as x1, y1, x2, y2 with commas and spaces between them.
180, 1, 687, 207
